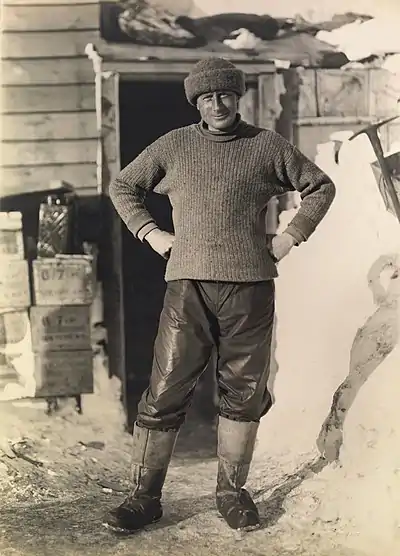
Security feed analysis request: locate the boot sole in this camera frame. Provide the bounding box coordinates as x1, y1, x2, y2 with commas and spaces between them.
238, 522, 261, 532
217, 510, 261, 532
102, 515, 162, 535
218, 519, 261, 533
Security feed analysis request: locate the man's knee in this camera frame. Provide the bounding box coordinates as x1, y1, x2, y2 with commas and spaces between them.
219, 389, 272, 422
136, 386, 188, 431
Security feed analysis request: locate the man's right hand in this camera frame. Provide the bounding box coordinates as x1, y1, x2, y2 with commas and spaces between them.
145, 229, 175, 260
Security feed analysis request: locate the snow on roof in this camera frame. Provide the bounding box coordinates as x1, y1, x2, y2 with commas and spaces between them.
317, 16, 400, 61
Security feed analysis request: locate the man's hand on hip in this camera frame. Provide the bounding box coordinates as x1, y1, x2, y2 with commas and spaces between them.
270, 232, 296, 262
145, 229, 175, 260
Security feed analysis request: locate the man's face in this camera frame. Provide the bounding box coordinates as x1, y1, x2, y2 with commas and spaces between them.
197, 91, 239, 131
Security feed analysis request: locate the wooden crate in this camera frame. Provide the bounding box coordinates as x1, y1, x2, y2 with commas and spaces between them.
33, 350, 94, 397
0, 349, 93, 400
32, 255, 94, 306
0, 260, 30, 308
295, 69, 318, 118
258, 73, 286, 129
30, 305, 91, 352
294, 68, 400, 120
369, 69, 400, 119
316, 69, 369, 117
0, 212, 24, 259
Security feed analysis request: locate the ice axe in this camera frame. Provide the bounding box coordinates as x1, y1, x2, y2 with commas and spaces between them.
349, 115, 400, 224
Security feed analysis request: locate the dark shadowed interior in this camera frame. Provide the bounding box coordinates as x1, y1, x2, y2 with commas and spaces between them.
119, 80, 218, 449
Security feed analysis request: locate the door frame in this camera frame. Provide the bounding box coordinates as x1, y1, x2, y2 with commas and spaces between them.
96, 64, 286, 425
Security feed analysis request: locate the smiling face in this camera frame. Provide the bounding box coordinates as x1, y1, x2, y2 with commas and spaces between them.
196, 90, 239, 131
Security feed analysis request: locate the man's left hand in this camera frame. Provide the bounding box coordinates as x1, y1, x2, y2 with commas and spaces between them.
270, 232, 296, 262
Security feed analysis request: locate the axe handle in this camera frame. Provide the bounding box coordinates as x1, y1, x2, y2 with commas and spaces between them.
367, 130, 400, 224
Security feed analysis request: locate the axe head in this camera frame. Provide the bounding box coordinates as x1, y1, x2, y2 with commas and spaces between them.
349, 115, 399, 141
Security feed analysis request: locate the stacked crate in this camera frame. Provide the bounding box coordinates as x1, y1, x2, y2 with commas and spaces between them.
0, 198, 95, 403
30, 255, 94, 398
0, 212, 34, 400
30, 193, 94, 399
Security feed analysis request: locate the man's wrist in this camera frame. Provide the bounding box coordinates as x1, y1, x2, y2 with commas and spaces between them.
143, 228, 161, 243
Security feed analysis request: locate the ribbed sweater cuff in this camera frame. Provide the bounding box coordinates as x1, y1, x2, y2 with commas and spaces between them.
126, 211, 157, 238
284, 213, 316, 244
137, 222, 159, 242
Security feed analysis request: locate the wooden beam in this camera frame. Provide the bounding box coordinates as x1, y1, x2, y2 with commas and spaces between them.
276, 70, 295, 143
2, 58, 94, 86
2, 3, 99, 32
1, 139, 100, 166
104, 60, 273, 77
258, 73, 283, 130
1, 30, 100, 59
1, 84, 95, 113
100, 72, 121, 192
97, 41, 276, 73
2, 112, 97, 141
296, 68, 318, 118
0, 163, 97, 196
98, 41, 270, 64
295, 116, 375, 126
97, 72, 126, 406
239, 85, 258, 126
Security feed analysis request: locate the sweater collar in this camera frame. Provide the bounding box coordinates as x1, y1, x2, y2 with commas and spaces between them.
194, 114, 247, 142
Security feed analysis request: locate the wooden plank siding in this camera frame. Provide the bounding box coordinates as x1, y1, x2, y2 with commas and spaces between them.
1, 30, 100, 59
1, 2, 100, 197
1, 85, 96, 113
2, 59, 95, 87
2, 112, 97, 141
1, 164, 98, 197
2, 4, 99, 32
2, 139, 99, 166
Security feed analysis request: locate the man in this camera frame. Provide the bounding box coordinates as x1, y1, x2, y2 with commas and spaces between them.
106, 57, 336, 533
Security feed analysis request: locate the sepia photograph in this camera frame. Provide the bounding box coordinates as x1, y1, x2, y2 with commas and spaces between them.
0, 1, 400, 555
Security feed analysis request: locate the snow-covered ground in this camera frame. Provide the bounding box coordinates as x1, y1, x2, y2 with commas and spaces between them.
0, 347, 367, 556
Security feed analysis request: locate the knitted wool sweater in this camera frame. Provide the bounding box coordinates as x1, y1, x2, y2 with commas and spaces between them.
109, 119, 336, 282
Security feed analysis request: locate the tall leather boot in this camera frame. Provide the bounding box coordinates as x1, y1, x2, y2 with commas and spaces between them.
104, 423, 178, 533
216, 416, 260, 530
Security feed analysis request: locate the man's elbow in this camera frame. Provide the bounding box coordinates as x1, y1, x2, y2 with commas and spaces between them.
326, 179, 336, 205
108, 177, 119, 204
108, 177, 131, 209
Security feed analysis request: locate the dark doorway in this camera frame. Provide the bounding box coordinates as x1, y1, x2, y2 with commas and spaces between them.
118, 79, 218, 439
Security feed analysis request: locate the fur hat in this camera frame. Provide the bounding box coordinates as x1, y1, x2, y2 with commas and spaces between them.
184, 57, 246, 106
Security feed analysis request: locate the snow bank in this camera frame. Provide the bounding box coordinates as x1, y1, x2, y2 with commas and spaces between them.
194, 0, 399, 20
256, 124, 400, 553
317, 17, 400, 61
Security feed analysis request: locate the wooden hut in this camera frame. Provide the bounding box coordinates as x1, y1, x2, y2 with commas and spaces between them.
2, 0, 400, 425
